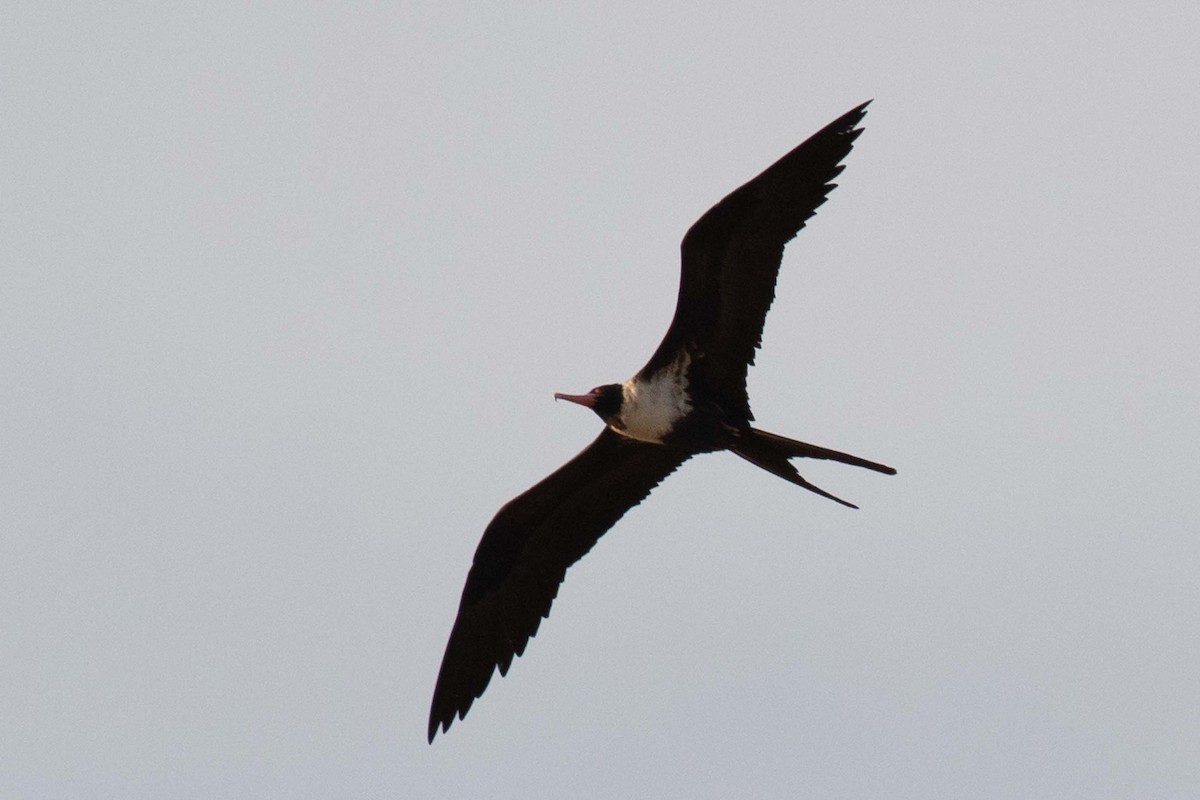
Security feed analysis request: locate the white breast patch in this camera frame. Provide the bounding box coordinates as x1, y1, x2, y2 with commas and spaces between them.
613, 352, 692, 443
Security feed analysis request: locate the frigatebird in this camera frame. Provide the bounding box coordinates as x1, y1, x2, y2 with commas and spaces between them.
428, 101, 894, 742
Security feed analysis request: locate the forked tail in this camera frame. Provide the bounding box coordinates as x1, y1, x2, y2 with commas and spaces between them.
729, 427, 896, 509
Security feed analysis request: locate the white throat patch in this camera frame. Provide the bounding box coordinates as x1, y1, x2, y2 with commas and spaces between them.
613, 352, 692, 443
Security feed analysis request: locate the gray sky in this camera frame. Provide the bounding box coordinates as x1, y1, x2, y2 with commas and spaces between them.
4, 3, 1199, 797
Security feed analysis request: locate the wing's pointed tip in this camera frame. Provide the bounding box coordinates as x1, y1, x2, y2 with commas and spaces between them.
428, 693, 455, 743
839, 100, 871, 137
428, 696, 468, 743
427, 710, 446, 744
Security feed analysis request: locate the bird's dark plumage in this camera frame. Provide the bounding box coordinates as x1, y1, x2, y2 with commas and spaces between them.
427, 429, 688, 742
644, 101, 870, 420
428, 101, 892, 742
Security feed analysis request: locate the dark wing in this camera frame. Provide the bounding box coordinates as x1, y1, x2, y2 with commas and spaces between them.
428, 428, 690, 742
641, 101, 870, 421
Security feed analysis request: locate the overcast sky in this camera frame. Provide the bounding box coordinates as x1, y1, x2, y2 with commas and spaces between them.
4, 3, 1199, 798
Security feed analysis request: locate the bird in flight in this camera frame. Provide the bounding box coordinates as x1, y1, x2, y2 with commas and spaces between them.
428, 101, 894, 742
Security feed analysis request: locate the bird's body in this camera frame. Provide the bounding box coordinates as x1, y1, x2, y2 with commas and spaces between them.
611, 352, 693, 444
428, 102, 895, 742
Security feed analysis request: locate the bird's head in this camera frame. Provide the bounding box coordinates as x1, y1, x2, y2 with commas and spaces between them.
554, 383, 624, 423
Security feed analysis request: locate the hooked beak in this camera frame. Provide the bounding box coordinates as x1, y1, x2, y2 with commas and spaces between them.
554, 392, 596, 409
